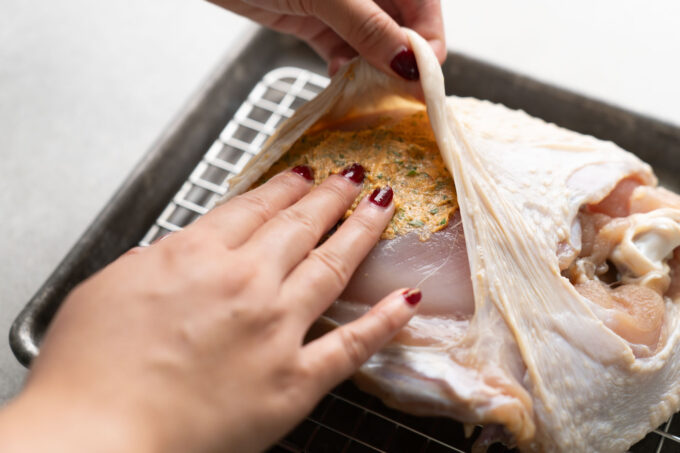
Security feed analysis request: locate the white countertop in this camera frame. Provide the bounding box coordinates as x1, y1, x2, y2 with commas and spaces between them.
1, 0, 679, 404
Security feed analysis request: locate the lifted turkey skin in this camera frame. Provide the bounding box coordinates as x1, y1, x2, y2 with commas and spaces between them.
411, 29, 680, 452
221, 30, 680, 453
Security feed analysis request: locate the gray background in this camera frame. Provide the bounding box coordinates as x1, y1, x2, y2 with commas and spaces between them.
2, 0, 679, 404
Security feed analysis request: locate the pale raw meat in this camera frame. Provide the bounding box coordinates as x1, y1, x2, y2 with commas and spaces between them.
221, 30, 680, 452
341, 212, 473, 317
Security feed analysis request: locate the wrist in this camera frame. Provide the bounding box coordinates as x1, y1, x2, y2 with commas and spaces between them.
0, 381, 163, 453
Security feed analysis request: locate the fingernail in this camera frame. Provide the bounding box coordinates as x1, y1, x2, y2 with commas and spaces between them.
402, 288, 422, 306
341, 163, 365, 185
369, 186, 393, 208
390, 49, 419, 81
291, 165, 314, 181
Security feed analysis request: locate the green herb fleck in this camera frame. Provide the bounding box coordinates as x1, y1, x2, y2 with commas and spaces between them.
406, 170, 417, 177
439, 219, 447, 225
377, 173, 384, 179
409, 219, 425, 227
429, 208, 439, 215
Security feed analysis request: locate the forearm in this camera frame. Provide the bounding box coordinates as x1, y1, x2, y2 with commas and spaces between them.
0, 383, 160, 453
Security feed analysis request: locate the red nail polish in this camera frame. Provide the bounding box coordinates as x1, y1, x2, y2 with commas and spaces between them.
402, 288, 422, 306
341, 163, 365, 185
369, 186, 393, 208
291, 165, 314, 181
390, 49, 419, 81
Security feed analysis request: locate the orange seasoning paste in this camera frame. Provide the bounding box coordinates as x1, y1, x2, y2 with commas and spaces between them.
258, 110, 458, 240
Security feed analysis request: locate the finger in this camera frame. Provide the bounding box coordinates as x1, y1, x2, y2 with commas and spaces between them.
282, 187, 394, 324
306, 0, 418, 80
239, 0, 310, 15
211, 1, 421, 79
208, 2, 333, 61
328, 46, 358, 76
301, 287, 421, 393
390, 0, 446, 63
263, 17, 359, 76
244, 164, 366, 276
194, 166, 314, 248
213, 6, 355, 72
301, 24, 355, 64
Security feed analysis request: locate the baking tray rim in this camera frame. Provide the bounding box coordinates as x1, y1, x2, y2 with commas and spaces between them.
10, 25, 680, 368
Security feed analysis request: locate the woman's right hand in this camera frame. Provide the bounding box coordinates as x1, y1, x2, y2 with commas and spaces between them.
0, 164, 420, 453
210, 0, 446, 78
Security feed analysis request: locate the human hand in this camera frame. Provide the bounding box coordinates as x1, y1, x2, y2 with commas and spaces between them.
210, 0, 446, 78
0, 164, 420, 453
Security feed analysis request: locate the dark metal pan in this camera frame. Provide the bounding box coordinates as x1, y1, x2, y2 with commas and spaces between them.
10, 25, 680, 452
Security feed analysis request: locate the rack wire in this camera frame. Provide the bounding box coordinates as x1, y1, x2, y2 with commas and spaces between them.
140, 67, 329, 245
139, 67, 680, 452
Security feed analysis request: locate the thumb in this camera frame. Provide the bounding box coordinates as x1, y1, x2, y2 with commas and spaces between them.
309, 0, 420, 80
301, 288, 421, 395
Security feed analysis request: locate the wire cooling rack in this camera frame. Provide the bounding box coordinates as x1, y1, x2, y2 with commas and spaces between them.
139, 67, 329, 245
139, 66, 680, 452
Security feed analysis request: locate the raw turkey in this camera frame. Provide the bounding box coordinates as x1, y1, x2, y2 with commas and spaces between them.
221, 30, 680, 452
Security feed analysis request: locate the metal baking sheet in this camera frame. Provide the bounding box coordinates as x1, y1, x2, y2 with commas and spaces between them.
10, 25, 680, 452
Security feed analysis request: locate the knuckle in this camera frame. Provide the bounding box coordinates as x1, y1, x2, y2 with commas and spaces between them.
275, 356, 306, 388
236, 192, 276, 225
296, 358, 315, 383
350, 10, 393, 50
339, 327, 370, 369
307, 23, 333, 43
292, 0, 315, 15
276, 170, 312, 195
318, 179, 353, 206
371, 305, 400, 336
219, 256, 259, 293
346, 211, 382, 237
272, 359, 319, 415
253, 308, 286, 335
263, 303, 287, 325
308, 247, 351, 290
277, 207, 319, 237
276, 0, 312, 15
